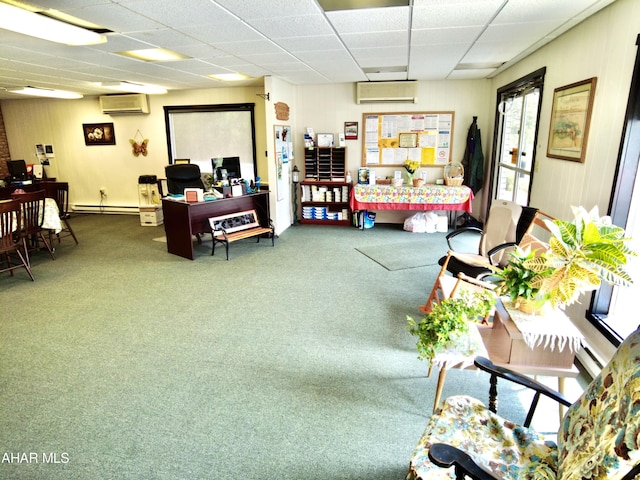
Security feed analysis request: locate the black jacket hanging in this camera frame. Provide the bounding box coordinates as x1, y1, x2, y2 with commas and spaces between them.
462, 116, 484, 194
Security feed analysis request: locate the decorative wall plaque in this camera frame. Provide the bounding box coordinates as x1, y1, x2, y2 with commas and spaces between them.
274, 102, 290, 121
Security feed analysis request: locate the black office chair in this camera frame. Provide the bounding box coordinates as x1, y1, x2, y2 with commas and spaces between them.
165, 164, 205, 194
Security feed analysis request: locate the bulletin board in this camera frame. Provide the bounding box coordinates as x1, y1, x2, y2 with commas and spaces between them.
361, 111, 455, 167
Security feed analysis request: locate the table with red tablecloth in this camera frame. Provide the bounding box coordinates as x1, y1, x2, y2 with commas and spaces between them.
349, 184, 473, 214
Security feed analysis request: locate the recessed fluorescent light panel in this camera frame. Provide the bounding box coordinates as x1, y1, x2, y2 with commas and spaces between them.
454, 62, 505, 70
8, 87, 83, 99
318, 0, 408, 11
0, 2, 106, 45
116, 48, 190, 62
101, 82, 167, 94
208, 73, 253, 82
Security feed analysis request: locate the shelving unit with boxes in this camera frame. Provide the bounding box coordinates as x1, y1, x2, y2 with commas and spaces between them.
300, 181, 351, 225
300, 146, 351, 226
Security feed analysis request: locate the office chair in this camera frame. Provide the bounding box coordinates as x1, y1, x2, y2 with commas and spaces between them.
0, 199, 34, 280
165, 164, 205, 194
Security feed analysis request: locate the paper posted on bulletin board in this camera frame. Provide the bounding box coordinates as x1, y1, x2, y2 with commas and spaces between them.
361, 111, 454, 167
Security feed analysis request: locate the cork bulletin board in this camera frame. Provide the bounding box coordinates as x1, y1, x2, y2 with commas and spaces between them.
361, 111, 454, 167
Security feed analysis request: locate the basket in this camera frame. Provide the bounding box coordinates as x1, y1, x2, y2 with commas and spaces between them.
391, 178, 403, 187
444, 177, 463, 186
412, 178, 425, 187
444, 162, 464, 186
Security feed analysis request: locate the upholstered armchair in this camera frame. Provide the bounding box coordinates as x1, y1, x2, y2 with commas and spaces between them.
407, 327, 640, 480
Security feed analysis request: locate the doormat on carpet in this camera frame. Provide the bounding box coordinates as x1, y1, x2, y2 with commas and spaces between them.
356, 239, 445, 271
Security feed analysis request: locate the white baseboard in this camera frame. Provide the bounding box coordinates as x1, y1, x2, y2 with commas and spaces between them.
72, 204, 139, 215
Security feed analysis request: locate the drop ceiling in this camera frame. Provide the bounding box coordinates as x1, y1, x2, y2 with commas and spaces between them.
0, 0, 616, 100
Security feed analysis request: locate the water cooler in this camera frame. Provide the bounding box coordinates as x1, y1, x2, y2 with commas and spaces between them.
138, 175, 163, 226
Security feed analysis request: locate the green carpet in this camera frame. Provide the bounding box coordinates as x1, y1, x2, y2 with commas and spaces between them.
1, 217, 569, 480
356, 236, 446, 271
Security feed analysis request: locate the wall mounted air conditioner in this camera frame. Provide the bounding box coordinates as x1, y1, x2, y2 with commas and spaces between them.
99, 94, 149, 114
356, 81, 418, 104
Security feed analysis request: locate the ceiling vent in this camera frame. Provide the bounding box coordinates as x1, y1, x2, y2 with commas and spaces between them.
99, 94, 149, 114
356, 81, 417, 104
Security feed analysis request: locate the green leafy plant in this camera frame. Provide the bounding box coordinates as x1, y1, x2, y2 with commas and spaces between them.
523, 206, 635, 307
491, 248, 552, 304
407, 290, 495, 361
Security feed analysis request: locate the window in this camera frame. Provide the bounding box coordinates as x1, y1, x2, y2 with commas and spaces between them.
588, 35, 640, 345
490, 68, 546, 207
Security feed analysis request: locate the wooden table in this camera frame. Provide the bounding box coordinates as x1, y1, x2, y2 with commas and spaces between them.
162, 192, 271, 260
430, 299, 582, 417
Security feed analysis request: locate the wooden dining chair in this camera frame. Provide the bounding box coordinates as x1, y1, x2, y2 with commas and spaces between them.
12, 189, 55, 264
45, 182, 78, 244
0, 199, 34, 281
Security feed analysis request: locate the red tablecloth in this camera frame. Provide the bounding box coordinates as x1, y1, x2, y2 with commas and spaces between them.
350, 184, 473, 213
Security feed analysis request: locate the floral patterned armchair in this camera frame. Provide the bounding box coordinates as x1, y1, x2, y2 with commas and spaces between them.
407, 327, 640, 480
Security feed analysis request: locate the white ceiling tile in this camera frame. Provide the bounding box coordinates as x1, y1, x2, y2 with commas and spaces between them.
411, 26, 483, 46
248, 15, 334, 38
341, 31, 409, 49
326, 6, 410, 34
411, 1, 505, 29
0, 0, 620, 97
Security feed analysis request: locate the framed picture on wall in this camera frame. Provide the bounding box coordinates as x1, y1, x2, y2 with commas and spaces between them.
547, 77, 597, 163
83, 123, 116, 146
344, 121, 358, 140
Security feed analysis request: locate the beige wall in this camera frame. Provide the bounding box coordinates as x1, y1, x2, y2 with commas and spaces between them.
0, 86, 267, 212
488, 0, 639, 361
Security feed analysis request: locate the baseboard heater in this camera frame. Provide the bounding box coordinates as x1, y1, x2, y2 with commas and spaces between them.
72, 204, 139, 214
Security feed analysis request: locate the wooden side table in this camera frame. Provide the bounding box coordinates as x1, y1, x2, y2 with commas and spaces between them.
430, 299, 582, 420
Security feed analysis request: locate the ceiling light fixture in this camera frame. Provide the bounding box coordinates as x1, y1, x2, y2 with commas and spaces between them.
208, 73, 253, 82
8, 86, 83, 99
100, 81, 167, 95
115, 48, 190, 62
0, 2, 106, 46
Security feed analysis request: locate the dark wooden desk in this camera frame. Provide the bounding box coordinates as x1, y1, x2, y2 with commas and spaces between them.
162, 192, 271, 260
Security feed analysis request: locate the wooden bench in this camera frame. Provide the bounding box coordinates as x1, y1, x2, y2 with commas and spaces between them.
208, 209, 274, 260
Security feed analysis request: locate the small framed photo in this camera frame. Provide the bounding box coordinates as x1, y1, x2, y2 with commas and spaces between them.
83, 123, 116, 146
344, 121, 358, 140
316, 133, 334, 147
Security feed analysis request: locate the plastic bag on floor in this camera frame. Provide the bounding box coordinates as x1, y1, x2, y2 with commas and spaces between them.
404, 212, 439, 233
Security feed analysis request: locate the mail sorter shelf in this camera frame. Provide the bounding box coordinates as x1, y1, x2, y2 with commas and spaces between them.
300, 181, 352, 226
304, 147, 346, 181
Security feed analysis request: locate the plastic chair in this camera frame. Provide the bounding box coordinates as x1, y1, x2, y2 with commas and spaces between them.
407, 326, 640, 479
0, 199, 34, 280
12, 189, 55, 264
45, 182, 78, 245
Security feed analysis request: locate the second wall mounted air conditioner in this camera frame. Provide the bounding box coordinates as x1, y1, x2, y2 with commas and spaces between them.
99, 94, 149, 114
356, 81, 418, 104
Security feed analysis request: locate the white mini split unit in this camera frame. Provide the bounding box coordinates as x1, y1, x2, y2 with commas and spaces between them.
356, 81, 418, 104
99, 94, 149, 114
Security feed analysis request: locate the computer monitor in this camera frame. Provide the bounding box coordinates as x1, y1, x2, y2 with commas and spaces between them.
211, 157, 242, 181
7, 159, 28, 180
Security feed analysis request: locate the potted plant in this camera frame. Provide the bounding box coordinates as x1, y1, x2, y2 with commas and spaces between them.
490, 247, 552, 314
523, 206, 635, 308
407, 290, 495, 361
